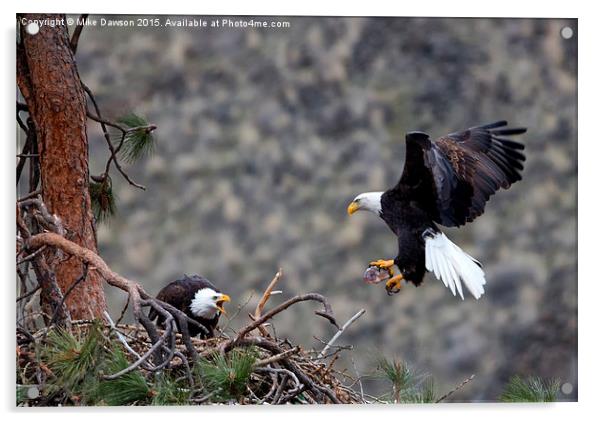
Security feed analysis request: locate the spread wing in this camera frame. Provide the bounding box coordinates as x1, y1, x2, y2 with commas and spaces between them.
393, 121, 526, 227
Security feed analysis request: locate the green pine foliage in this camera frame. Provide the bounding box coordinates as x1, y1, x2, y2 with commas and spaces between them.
37, 323, 153, 406
41, 321, 104, 399
401, 377, 437, 403
31, 323, 259, 406
195, 348, 258, 402
117, 113, 156, 164
89, 176, 116, 223
150, 373, 191, 406
376, 357, 437, 403
500, 376, 560, 402
94, 346, 151, 406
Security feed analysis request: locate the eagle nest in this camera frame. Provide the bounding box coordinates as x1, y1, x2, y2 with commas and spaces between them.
17, 196, 364, 406
17, 283, 361, 405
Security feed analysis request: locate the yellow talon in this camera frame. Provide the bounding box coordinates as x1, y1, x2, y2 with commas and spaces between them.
385, 274, 403, 295
369, 259, 395, 277
369, 259, 394, 268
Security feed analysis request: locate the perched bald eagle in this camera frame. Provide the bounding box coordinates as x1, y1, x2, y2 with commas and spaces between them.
149, 275, 230, 338
347, 121, 526, 299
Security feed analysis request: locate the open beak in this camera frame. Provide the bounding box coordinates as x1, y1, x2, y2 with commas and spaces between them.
216, 294, 231, 314
347, 200, 360, 215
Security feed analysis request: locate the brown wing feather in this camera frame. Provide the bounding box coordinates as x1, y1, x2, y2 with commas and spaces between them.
393, 121, 526, 227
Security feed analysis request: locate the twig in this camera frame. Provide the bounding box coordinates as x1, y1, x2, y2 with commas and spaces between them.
103, 310, 142, 360
172, 350, 194, 387
436, 374, 476, 403
227, 293, 339, 350
257, 372, 279, 404
103, 318, 174, 380
17, 189, 41, 202
351, 358, 366, 403
253, 346, 300, 367
318, 309, 365, 358
16, 285, 40, 303
256, 367, 301, 388
19, 198, 64, 235
17, 210, 68, 327
254, 268, 282, 337
16, 117, 35, 186
221, 292, 254, 336
115, 295, 130, 325
82, 84, 146, 190
47, 263, 89, 328
16, 245, 47, 265
69, 14, 88, 54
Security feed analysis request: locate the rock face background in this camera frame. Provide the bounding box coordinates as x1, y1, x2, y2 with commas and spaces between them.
75, 16, 576, 401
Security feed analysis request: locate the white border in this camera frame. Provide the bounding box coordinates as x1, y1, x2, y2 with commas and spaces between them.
2, 1, 598, 420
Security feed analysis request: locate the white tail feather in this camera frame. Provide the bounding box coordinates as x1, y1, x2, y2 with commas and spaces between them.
424, 232, 486, 299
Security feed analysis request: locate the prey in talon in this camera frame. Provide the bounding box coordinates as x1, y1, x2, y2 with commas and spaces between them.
348, 121, 527, 300
363, 264, 404, 295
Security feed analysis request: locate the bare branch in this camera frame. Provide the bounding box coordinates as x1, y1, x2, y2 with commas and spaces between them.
436, 374, 476, 403
46, 263, 89, 328
103, 319, 175, 380
69, 14, 88, 54
318, 309, 365, 359
253, 346, 300, 367
103, 310, 142, 360
226, 292, 338, 351
82, 84, 147, 190
253, 268, 283, 336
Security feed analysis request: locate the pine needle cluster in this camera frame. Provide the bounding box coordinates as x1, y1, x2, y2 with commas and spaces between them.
41, 321, 104, 401
376, 357, 436, 403
93, 347, 151, 405
89, 175, 116, 223
195, 348, 258, 402
500, 376, 560, 402
25, 323, 193, 406
117, 113, 156, 164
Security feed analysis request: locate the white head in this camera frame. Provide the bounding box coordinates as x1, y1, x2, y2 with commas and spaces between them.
189, 288, 231, 319
347, 192, 384, 216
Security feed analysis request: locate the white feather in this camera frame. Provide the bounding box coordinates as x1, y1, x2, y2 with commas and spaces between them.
425, 241, 433, 272
440, 252, 453, 293
190, 288, 220, 318
431, 245, 444, 286
424, 231, 486, 299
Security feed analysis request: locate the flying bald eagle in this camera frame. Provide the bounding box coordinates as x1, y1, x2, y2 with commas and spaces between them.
347, 121, 526, 299
149, 275, 230, 338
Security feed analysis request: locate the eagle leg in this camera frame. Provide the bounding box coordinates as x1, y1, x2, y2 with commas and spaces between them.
369, 259, 395, 277
385, 274, 403, 295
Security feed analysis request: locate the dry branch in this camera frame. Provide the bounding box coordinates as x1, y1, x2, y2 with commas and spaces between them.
436, 374, 476, 403
318, 309, 366, 358
69, 14, 88, 54
83, 84, 152, 190
253, 268, 283, 336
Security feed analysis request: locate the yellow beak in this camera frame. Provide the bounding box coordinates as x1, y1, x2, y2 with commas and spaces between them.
347, 201, 360, 215
216, 294, 231, 314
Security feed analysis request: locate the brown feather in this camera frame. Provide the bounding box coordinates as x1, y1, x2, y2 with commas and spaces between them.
392, 121, 526, 227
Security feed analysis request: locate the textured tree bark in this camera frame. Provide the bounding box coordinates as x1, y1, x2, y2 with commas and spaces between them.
17, 13, 107, 319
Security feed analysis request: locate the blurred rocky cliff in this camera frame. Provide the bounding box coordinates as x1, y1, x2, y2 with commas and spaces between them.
75, 16, 577, 401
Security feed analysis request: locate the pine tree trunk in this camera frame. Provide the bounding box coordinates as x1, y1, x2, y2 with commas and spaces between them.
17, 13, 107, 319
